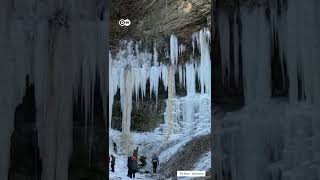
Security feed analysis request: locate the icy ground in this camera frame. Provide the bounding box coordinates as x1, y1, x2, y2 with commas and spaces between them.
109, 130, 211, 180
109, 155, 164, 180
193, 151, 211, 171
109, 94, 211, 180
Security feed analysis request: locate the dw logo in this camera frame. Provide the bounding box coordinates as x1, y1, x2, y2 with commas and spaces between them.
119, 19, 131, 27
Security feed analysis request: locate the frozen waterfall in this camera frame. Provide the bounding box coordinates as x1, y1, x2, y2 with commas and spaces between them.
109, 28, 212, 154
216, 1, 320, 180
0, 13, 108, 180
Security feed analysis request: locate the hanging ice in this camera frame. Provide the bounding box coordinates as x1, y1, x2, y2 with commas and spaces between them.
120, 67, 134, 154
218, 10, 230, 86
216, 1, 320, 180
153, 42, 159, 66
179, 43, 186, 55
193, 28, 211, 95
170, 35, 179, 65
0, 10, 108, 179
110, 27, 211, 152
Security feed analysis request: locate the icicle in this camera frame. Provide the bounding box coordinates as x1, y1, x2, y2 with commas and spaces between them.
218, 10, 230, 86
150, 66, 161, 101
164, 48, 169, 59
161, 65, 169, 90
240, 6, 271, 104
192, 32, 200, 56
153, 42, 159, 66
192, 34, 196, 55
198, 28, 212, 96
164, 65, 176, 136
186, 63, 196, 95
109, 52, 113, 129
179, 43, 186, 55
120, 67, 134, 154
170, 35, 179, 65
178, 65, 183, 86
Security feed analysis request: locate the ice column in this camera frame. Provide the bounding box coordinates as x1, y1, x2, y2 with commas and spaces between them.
120, 67, 134, 154
170, 35, 179, 65
240, 7, 271, 104
218, 10, 230, 86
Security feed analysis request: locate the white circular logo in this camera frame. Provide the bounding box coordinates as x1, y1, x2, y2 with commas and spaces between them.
119, 19, 131, 27
119, 19, 126, 26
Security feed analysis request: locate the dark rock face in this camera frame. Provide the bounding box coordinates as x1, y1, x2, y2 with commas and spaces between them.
9, 75, 107, 180
159, 134, 211, 179
9, 77, 42, 180
111, 0, 211, 43
129, 0, 211, 39
70, 77, 107, 180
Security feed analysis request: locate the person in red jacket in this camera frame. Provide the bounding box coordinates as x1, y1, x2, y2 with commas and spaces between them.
131, 154, 138, 178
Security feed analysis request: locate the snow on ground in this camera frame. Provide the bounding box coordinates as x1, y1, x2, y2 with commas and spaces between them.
109, 155, 162, 180
193, 151, 211, 171
109, 93, 211, 179
109, 129, 211, 180
175, 151, 211, 180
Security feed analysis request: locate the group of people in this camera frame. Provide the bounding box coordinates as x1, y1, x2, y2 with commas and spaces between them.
108, 153, 160, 179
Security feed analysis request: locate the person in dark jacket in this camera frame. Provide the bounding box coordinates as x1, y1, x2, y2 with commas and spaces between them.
110, 155, 115, 172
152, 153, 159, 173
140, 155, 147, 167
127, 156, 132, 177
131, 154, 138, 178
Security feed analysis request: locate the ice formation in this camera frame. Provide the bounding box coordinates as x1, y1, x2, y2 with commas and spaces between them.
218, 0, 320, 104
217, 10, 230, 86
216, 1, 320, 180
170, 35, 179, 65
179, 43, 186, 55
109, 28, 212, 153
0, 1, 108, 179
164, 65, 176, 136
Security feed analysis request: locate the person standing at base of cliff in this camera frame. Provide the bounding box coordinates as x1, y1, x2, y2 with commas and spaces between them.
131, 153, 138, 178
110, 155, 115, 172
152, 153, 159, 173
127, 155, 133, 178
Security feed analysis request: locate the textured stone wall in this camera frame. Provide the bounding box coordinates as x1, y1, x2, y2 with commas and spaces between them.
111, 0, 211, 43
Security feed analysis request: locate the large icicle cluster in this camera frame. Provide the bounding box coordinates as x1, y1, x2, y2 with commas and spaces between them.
218, 0, 320, 104
0, 1, 108, 179
165, 28, 211, 135
110, 41, 164, 153
110, 28, 211, 153
216, 1, 320, 180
